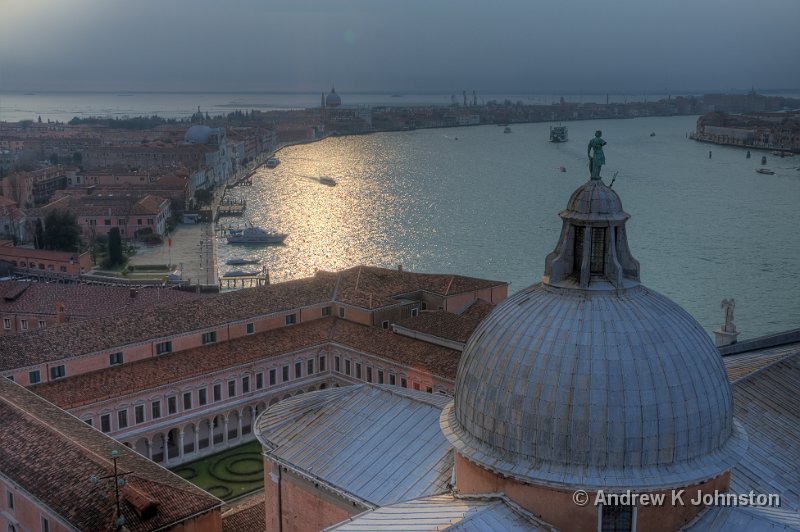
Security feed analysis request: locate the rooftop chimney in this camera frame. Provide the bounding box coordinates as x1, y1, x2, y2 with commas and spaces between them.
130, 288, 138, 298
55, 303, 67, 324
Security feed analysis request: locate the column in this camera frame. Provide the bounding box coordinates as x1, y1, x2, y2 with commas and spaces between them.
178, 429, 185, 460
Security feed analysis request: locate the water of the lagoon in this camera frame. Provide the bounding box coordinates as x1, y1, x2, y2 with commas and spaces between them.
218, 116, 800, 340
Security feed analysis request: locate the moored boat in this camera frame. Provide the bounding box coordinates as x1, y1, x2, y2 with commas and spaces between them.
227, 227, 287, 244
318, 176, 337, 186
266, 158, 280, 168
225, 257, 261, 265
504, 127, 512, 134
756, 168, 775, 175
223, 270, 260, 277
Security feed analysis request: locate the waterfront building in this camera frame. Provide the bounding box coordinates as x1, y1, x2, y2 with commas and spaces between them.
255, 177, 800, 531
0, 239, 90, 278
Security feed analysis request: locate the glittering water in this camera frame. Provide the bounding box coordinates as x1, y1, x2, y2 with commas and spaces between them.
219, 116, 800, 340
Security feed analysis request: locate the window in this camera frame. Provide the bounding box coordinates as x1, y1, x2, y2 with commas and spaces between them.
84, 418, 93, 426
135, 405, 145, 424
29, 370, 41, 385
50, 365, 66, 380
282, 365, 289, 382
427, 386, 433, 393
295, 362, 302, 379
338, 307, 345, 318
20, 320, 28, 331
307, 359, 314, 375
7, 491, 14, 510
199, 388, 207, 406
5, 375, 12, 382
601, 504, 634, 532
322, 306, 332, 317
355, 363, 362, 380
269, 369, 276, 386
246, 322, 255, 334
335, 356, 340, 372
319, 355, 326, 372
256, 372, 264, 389
228, 380, 236, 397
382, 320, 389, 329
167, 396, 177, 415
573, 225, 585, 275
366, 366, 372, 382
242, 375, 250, 393
109, 352, 123, 366
118, 218, 126, 225
401, 377, 407, 388
3, 318, 10, 329
183, 392, 192, 410
41, 516, 50, 532
38, 320, 46, 329
378, 370, 384, 384
411, 308, 419, 317
389, 373, 396, 386
118, 410, 128, 429
590, 227, 607, 274
156, 341, 172, 355
100, 414, 111, 433
345, 359, 351, 376
137, 218, 142, 225
151, 401, 161, 419
202, 331, 217, 344
285, 313, 297, 325
60, 266, 66, 272
104, 219, 111, 226
213, 383, 222, 402
413, 382, 421, 391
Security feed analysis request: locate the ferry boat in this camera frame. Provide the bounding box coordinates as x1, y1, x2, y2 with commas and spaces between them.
266, 158, 280, 168
756, 168, 775, 175
225, 257, 261, 265
550, 125, 568, 143
226, 227, 287, 244
318, 176, 337, 186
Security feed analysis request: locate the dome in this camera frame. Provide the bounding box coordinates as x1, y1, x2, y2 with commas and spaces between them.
326, 86, 341, 107
184, 124, 212, 144
441, 177, 746, 491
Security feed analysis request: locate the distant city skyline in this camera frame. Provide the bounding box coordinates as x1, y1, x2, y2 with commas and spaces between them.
2, 0, 799, 94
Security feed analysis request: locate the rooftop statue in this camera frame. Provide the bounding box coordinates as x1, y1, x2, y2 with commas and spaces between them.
588, 130, 607, 179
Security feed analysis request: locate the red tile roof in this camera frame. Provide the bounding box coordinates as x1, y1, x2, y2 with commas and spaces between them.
395, 299, 495, 343
221, 495, 265, 532
0, 378, 221, 530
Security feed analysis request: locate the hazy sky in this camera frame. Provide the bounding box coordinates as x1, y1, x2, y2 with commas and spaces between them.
1, 0, 799, 94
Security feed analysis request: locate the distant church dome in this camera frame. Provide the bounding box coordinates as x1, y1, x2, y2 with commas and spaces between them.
441, 177, 746, 491
184, 124, 213, 144
326, 86, 341, 107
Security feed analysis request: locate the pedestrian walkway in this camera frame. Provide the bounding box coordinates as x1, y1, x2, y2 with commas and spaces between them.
128, 223, 217, 287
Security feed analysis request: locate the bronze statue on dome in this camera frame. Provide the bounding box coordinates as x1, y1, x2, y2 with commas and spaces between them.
588, 130, 606, 179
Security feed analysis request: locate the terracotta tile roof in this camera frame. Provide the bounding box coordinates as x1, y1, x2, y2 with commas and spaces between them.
0, 378, 221, 530
131, 195, 168, 215
0, 268, 500, 372
333, 266, 505, 309
0, 273, 338, 371
395, 299, 495, 344
331, 319, 461, 380
0, 281, 197, 322
723, 343, 800, 382
0, 245, 83, 262
221, 495, 265, 532
35, 316, 463, 410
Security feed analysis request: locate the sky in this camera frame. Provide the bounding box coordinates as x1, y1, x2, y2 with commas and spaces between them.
1, 0, 799, 94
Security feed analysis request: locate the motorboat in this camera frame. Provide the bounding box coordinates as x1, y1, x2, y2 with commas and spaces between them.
266, 158, 280, 168
223, 270, 259, 277
504, 127, 512, 134
227, 227, 287, 244
756, 168, 775, 175
225, 257, 261, 265
318, 176, 337, 186
550, 125, 568, 143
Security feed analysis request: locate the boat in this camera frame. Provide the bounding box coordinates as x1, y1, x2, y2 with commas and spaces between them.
225, 257, 261, 266
550, 125, 568, 143
318, 176, 337, 186
504, 127, 512, 134
226, 227, 287, 244
650, 132, 656, 137
756, 168, 775, 175
771, 151, 792, 157
559, 166, 567, 173
266, 158, 279, 168
223, 270, 260, 277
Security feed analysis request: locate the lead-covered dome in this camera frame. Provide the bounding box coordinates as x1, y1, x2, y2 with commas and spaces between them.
441, 177, 746, 491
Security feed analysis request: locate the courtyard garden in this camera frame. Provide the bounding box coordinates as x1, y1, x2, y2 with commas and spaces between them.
171, 441, 264, 501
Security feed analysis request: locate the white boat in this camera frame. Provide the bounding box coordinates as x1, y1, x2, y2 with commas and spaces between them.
266, 158, 279, 168
318, 176, 337, 186
550, 125, 568, 143
223, 270, 260, 277
226, 227, 287, 244
225, 257, 261, 265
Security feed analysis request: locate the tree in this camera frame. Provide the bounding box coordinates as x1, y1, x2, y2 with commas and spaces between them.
106, 227, 124, 267
43, 211, 81, 252
194, 189, 213, 206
